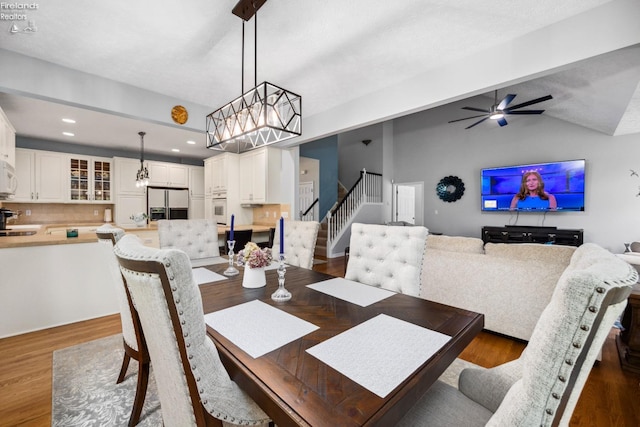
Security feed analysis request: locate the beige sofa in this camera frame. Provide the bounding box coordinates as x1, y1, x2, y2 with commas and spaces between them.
420, 235, 576, 341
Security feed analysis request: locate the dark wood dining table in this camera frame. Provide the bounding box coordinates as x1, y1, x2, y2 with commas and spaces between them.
199, 263, 484, 427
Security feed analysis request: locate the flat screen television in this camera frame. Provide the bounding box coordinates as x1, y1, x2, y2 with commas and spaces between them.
481, 159, 585, 212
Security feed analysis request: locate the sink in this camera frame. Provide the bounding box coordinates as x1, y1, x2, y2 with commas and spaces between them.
0, 230, 38, 236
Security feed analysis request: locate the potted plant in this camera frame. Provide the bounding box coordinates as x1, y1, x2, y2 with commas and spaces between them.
129, 212, 148, 227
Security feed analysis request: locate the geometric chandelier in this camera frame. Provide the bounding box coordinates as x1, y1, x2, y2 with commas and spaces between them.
206, 0, 301, 154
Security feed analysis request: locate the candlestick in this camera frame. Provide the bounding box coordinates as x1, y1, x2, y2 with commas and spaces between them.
230, 214, 235, 241
279, 217, 284, 255
271, 253, 291, 302
223, 240, 239, 276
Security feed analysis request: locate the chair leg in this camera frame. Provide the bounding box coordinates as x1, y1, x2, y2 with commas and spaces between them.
128, 359, 150, 427
117, 352, 132, 384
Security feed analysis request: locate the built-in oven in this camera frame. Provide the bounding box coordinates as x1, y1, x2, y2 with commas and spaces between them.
212, 198, 227, 225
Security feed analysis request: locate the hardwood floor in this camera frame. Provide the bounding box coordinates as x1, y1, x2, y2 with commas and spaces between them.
1, 256, 638, 426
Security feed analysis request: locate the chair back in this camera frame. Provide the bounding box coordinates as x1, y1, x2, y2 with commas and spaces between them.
158, 219, 220, 260
225, 229, 252, 254
345, 223, 428, 296
114, 235, 269, 427
488, 243, 637, 427
272, 220, 320, 269
96, 225, 139, 352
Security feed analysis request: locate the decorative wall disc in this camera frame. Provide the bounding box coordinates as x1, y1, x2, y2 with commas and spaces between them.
436, 176, 465, 202
171, 105, 188, 125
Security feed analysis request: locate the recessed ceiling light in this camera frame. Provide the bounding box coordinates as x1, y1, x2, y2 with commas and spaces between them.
186, 140, 196, 145
62, 118, 76, 124
171, 148, 180, 152
62, 132, 74, 136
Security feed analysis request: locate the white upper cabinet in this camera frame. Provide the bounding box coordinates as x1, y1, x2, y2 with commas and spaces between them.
239, 147, 282, 204
66, 155, 113, 203
189, 166, 205, 198
114, 157, 147, 195
0, 107, 16, 167
204, 153, 238, 197
13, 148, 66, 202
148, 161, 189, 188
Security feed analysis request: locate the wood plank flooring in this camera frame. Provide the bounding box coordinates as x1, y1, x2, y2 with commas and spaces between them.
0, 256, 638, 426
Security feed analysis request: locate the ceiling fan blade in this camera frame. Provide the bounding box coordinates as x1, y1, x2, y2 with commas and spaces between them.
505, 109, 546, 115
465, 117, 490, 129
497, 94, 516, 110
448, 114, 488, 123
497, 117, 508, 127
504, 95, 552, 111
462, 106, 491, 113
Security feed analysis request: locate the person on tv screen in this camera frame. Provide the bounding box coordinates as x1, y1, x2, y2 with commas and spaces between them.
510, 171, 557, 210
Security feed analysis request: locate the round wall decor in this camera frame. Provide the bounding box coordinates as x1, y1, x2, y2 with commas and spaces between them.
171, 105, 189, 125
436, 176, 465, 202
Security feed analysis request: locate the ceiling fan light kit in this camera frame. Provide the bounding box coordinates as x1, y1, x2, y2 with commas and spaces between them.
206, 0, 302, 154
449, 90, 552, 129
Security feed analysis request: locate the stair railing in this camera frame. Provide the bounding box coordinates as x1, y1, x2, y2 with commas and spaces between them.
299, 197, 319, 221
327, 169, 382, 244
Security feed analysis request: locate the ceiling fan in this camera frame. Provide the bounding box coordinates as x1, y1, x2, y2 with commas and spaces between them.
448, 90, 553, 129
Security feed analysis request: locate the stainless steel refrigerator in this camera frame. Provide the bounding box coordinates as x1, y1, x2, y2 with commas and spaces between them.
147, 187, 189, 221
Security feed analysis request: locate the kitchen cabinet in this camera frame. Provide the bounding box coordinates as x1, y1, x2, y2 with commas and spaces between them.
115, 193, 147, 227
114, 157, 147, 195
67, 155, 113, 203
13, 148, 66, 202
239, 147, 282, 204
204, 153, 238, 197
0, 106, 15, 167
148, 161, 188, 188
189, 166, 205, 198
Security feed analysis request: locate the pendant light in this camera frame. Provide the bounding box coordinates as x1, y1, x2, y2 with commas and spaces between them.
135, 131, 149, 188
206, 0, 301, 153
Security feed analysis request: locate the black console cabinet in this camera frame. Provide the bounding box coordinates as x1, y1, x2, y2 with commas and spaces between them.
482, 226, 584, 247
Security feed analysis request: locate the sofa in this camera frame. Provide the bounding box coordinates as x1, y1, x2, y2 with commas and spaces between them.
420, 235, 577, 341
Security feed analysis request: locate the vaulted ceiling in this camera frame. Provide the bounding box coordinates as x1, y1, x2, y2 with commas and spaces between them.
0, 0, 638, 161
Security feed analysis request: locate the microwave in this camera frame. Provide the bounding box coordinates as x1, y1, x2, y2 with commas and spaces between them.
0, 160, 17, 198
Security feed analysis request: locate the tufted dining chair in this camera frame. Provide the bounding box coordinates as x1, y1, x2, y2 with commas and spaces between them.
272, 220, 320, 269
396, 243, 637, 427
96, 225, 150, 426
158, 219, 221, 267
344, 223, 428, 296
114, 234, 272, 427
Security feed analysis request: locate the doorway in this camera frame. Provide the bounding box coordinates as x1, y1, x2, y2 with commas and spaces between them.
299, 181, 316, 220
393, 182, 424, 226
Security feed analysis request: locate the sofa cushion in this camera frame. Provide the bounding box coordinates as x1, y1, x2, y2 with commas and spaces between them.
485, 242, 575, 265
426, 235, 485, 254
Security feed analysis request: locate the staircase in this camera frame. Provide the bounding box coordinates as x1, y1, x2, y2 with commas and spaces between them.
314, 183, 347, 259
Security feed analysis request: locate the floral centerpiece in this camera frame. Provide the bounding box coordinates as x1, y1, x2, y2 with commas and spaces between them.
236, 242, 273, 268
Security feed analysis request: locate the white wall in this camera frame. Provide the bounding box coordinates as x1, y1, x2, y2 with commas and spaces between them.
393, 99, 640, 253
338, 124, 383, 188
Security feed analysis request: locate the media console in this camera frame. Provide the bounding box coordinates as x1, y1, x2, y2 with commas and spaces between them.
482, 225, 584, 247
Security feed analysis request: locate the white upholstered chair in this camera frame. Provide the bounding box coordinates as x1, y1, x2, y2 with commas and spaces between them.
158, 219, 221, 266
96, 225, 150, 426
344, 223, 428, 296
114, 234, 271, 427
272, 220, 320, 269
397, 243, 637, 427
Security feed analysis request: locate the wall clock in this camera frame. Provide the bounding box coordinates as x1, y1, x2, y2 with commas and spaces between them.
171, 105, 188, 125
436, 176, 465, 202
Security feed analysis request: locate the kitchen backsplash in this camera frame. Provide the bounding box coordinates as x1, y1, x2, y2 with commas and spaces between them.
0, 202, 115, 225
252, 204, 291, 227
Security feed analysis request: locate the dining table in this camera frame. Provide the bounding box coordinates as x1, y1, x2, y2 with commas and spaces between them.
197, 262, 484, 427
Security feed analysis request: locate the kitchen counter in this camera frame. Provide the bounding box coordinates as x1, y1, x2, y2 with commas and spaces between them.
0, 222, 274, 249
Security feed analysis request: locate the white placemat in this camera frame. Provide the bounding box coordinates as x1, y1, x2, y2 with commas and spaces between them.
264, 260, 287, 271
192, 267, 227, 285
306, 314, 451, 398
191, 257, 228, 267
307, 277, 395, 307
204, 300, 319, 358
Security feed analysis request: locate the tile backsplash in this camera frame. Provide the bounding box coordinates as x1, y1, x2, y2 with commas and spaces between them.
252, 204, 291, 227
0, 203, 115, 225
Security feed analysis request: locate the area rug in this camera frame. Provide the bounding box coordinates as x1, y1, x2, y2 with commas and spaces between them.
52, 334, 162, 426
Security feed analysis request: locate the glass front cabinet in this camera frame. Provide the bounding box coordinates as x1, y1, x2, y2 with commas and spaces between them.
68, 155, 113, 202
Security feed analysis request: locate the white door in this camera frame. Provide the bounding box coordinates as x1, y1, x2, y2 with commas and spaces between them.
396, 185, 415, 224
299, 181, 314, 220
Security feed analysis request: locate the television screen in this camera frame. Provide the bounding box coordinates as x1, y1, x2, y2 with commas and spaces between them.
481, 159, 585, 212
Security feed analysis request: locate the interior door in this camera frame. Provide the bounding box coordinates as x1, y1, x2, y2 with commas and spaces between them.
396, 185, 416, 224
299, 181, 314, 220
